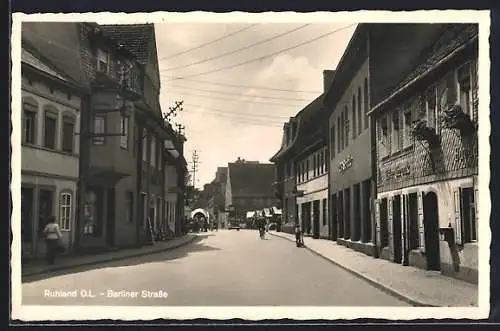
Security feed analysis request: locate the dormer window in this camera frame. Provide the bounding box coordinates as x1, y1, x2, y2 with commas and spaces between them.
97, 49, 109, 73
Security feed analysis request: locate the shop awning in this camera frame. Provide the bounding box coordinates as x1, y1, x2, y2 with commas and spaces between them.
246, 211, 256, 219
272, 206, 282, 215
264, 208, 272, 217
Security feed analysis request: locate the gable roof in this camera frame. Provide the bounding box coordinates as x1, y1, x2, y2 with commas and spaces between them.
369, 24, 478, 115
270, 94, 325, 161
228, 162, 275, 198
99, 24, 154, 64
21, 42, 82, 90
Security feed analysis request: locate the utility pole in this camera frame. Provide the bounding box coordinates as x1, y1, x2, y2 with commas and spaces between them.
191, 150, 200, 188
162, 100, 184, 122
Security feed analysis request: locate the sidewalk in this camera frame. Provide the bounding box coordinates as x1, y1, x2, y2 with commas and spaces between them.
270, 231, 478, 307
22, 234, 197, 278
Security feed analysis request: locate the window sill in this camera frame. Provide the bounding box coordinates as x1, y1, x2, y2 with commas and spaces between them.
22, 143, 79, 157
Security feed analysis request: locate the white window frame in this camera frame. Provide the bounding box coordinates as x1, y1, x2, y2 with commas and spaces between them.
97, 49, 109, 73
93, 115, 105, 145
120, 115, 129, 149
59, 192, 72, 231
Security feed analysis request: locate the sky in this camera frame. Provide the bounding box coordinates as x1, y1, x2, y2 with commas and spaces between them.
155, 22, 357, 189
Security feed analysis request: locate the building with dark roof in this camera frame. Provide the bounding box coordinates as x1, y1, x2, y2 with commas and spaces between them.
368, 24, 479, 283
323, 23, 452, 258
21, 40, 86, 259
270, 70, 334, 237
21, 22, 187, 253
225, 159, 276, 226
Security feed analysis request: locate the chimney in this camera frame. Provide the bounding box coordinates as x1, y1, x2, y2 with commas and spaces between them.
323, 70, 336, 93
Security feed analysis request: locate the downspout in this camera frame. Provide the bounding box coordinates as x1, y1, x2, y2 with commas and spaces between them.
135, 120, 143, 247
75, 91, 91, 252
368, 29, 379, 254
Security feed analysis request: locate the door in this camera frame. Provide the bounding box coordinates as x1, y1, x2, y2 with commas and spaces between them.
392, 195, 402, 264
38, 189, 54, 239
313, 200, 320, 239
423, 192, 441, 270
21, 187, 34, 255
330, 194, 337, 240
106, 188, 116, 247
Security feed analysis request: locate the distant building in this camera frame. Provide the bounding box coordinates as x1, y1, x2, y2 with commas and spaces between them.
225, 159, 276, 226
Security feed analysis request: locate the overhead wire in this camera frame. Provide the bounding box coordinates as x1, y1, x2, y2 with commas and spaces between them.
164, 90, 306, 107
160, 24, 311, 71
163, 23, 357, 81
182, 102, 291, 121
166, 85, 314, 102
158, 24, 259, 60
162, 77, 321, 94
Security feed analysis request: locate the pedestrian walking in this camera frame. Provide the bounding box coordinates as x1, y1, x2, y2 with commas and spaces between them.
295, 224, 304, 247
43, 216, 64, 264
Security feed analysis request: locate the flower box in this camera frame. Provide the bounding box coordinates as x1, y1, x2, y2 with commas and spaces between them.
410, 119, 439, 146
441, 105, 475, 133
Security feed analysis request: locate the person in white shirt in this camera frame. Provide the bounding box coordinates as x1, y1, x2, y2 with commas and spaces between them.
43, 216, 63, 264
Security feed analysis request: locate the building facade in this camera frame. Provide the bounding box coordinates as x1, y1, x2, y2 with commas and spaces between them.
270, 119, 299, 234
324, 23, 451, 257
21, 22, 186, 253
369, 24, 479, 283
225, 159, 276, 227
21, 42, 85, 259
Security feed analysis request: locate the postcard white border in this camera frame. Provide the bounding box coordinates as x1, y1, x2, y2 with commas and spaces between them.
11, 10, 491, 321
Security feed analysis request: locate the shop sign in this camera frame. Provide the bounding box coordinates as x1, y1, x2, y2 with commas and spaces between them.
338, 155, 353, 174
385, 163, 411, 180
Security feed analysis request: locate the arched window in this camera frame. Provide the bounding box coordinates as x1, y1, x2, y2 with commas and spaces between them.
59, 191, 72, 230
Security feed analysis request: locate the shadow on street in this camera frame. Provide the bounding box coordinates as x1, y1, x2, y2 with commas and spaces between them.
22, 234, 218, 283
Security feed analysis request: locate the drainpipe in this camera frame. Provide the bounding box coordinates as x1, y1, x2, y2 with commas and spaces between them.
75, 92, 91, 252
135, 121, 143, 247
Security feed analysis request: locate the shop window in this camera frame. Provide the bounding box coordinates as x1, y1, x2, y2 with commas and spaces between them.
379, 198, 389, 248
322, 198, 327, 226
21, 187, 34, 242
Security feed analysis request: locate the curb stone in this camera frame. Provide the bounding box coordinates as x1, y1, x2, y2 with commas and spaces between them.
22, 235, 197, 278
269, 232, 436, 307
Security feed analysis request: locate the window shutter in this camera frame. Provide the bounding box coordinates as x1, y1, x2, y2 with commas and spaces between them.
401, 195, 407, 255
387, 196, 393, 249
417, 192, 425, 250
375, 199, 381, 247
453, 188, 463, 245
